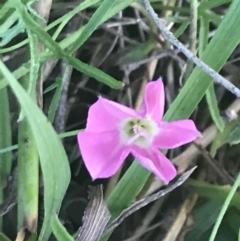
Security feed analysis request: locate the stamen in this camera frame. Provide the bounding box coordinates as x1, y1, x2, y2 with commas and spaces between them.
120, 117, 159, 147
133, 124, 151, 139
127, 133, 141, 144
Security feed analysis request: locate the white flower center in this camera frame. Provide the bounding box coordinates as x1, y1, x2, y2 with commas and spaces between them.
120, 117, 159, 147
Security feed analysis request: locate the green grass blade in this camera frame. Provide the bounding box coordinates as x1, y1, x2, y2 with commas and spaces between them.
0, 87, 12, 230
174, 20, 189, 38
199, 14, 224, 132
17, 27, 40, 232
0, 0, 136, 90
0, 11, 18, 35
14, 1, 124, 90
51, 214, 74, 241
206, 84, 224, 132
186, 179, 240, 210
0, 60, 71, 240
199, 16, 209, 56
0, 0, 12, 18
209, 173, 240, 241
0, 62, 30, 89
0, 232, 11, 241
228, 124, 240, 145
0, 129, 82, 154
107, 162, 150, 217
67, 57, 124, 89
0, 0, 101, 54
199, 0, 232, 10
59, 0, 136, 50
0, 145, 17, 154
17, 113, 39, 231
68, 0, 118, 54
210, 116, 240, 156
48, 77, 64, 123
164, 1, 240, 121
184, 200, 222, 241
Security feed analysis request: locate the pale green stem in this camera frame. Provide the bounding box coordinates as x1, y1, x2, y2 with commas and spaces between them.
17, 32, 39, 232
18, 114, 39, 232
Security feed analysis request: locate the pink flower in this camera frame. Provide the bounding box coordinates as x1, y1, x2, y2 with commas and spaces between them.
78, 79, 201, 183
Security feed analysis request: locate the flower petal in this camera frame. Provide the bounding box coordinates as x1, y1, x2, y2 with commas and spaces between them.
131, 146, 177, 183
154, 120, 201, 149
78, 130, 130, 180
86, 97, 139, 132
141, 79, 165, 123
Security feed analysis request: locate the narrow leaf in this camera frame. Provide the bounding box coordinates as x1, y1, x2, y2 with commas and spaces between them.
228, 124, 240, 145
0, 232, 11, 241
186, 179, 240, 210
0, 87, 12, 228
69, 0, 118, 53
206, 83, 224, 132
0, 87, 12, 182
48, 77, 64, 123
51, 214, 74, 241
14, 1, 124, 90
199, 15, 224, 132
184, 200, 222, 241
67, 57, 123, 89
0, 60, 71, 240
210, 117, 240, 156
103, 167, 196, 236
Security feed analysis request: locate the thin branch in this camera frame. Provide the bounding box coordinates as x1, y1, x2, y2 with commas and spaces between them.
141, 0, 240, 97
102, 167, 196, 236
